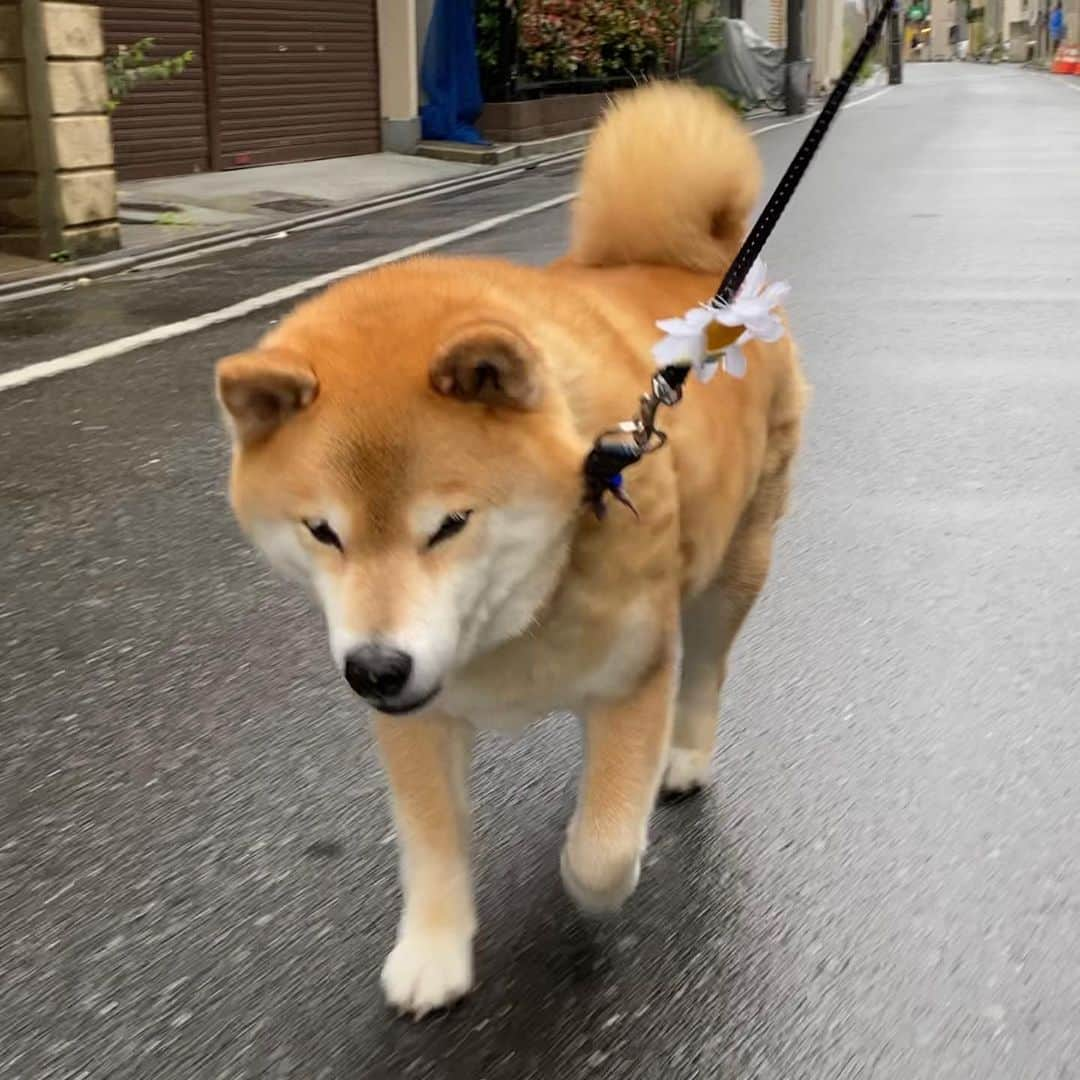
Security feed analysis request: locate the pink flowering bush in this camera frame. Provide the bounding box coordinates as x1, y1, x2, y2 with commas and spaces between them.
517, 0, 683, 80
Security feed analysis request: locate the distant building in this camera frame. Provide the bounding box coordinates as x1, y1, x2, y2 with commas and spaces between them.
746, 0, 847, 89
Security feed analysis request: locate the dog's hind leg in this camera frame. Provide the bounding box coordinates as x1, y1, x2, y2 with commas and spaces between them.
661, 530, 771, 797
662, 390, 802, 798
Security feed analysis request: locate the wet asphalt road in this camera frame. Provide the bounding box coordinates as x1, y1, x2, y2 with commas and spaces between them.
2, 64, 1079, 1079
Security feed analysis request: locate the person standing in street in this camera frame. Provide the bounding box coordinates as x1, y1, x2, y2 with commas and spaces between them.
1050, 1, 1067, 54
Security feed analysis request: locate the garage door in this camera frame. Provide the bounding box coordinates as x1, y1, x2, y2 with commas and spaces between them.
102, 0, 210, 179
210, 0, 381, 169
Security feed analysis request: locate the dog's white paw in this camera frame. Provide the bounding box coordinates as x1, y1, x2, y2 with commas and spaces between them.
560, 842, 641, 915
381, 931, 474, 1017
661, 747, 711, 797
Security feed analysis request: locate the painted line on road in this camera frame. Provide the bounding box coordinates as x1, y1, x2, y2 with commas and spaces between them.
0, 88, 892, 395
0, 149, 586, 306
0, 194, 575, 393
752, 86, 892, 135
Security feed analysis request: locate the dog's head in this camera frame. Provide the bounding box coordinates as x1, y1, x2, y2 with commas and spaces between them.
216, 259, 587, 714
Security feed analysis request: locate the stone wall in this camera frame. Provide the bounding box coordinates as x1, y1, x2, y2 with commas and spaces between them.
0, 1, 118, 261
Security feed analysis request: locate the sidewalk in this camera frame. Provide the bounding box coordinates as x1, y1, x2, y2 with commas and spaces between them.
0, 133, 600, 297
0, 79, 883, 297
116, 152, 483, 250
0, 152, 483, 290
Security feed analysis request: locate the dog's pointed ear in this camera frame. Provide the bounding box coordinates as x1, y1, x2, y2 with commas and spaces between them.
216, 349, 318, 444
430, 324, 543, 411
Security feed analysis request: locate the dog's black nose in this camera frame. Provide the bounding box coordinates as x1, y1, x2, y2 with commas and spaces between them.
344, 646, 413, 702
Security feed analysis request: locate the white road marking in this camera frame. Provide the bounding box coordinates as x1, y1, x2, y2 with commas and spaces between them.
845, 86, 893, 107
0, 88, 893, 395
751, 86, 891, 135
0, 194, 574, 393
0, 152, 584, 306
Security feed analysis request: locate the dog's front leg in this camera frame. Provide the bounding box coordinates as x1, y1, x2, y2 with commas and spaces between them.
375, 711, 475, 1016
561, 639, 677, 914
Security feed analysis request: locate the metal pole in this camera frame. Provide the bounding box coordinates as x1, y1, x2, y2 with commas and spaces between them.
888, 0, 904, 82
785, 0, 807, 114
496, 0, 518, 102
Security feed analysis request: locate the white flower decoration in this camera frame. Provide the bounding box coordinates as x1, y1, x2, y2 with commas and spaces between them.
653, 305, 712, 372
650, 258, 790, 382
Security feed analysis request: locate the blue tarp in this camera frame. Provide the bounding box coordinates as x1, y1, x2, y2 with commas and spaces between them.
420, 0, 490, 145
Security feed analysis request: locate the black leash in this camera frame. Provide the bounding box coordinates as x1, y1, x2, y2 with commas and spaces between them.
584, 0, 893, 517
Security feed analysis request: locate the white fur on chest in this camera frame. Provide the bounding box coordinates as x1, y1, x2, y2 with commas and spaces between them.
440, 597, 658, 734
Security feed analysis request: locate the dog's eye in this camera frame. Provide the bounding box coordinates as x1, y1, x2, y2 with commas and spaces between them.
304, 519, 342, 551
427, 511, 472, 549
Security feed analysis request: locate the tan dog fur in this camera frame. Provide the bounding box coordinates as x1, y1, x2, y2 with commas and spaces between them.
216, 82, 807, 1015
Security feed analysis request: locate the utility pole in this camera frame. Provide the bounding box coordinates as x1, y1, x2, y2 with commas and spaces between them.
887, 0, 904, 83
785, 0, 808, 114
496, 0, 518, 102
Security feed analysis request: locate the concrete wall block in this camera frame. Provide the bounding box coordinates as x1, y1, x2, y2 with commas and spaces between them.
48, 59, 107, 113
0, 58, 26, 115
0, 170, 36, 226
52, 114, 112, 169
382, 116, 419, 155
57, 165, 115, 224
42, 2, 104, 59
60, 219, 119, 257
0, 220, 118, 259
0, 115, 33, 169
0, 229, 45, 257
0, 5, 22, 59
0, 168, 115, 227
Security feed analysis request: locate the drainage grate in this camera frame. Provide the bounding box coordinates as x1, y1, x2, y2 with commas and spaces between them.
255, 196, 336, 214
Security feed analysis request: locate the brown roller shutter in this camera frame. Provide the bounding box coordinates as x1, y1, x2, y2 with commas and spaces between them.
210, 0, 380, 169
102, 0, 210, 179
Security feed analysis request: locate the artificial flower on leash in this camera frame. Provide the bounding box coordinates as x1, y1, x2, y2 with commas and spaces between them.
584, 258, 793, 517
650, 258, 791, 383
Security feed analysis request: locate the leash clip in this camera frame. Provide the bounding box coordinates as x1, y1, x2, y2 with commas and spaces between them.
582, 365, 688, 519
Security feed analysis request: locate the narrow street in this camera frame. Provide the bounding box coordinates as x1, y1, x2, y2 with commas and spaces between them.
2, 64, 1078, 1079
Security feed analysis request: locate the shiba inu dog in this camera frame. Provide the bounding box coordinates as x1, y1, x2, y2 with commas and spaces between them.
216, 82, 807, 1016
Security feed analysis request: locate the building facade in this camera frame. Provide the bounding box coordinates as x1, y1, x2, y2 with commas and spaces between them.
100, 0, 385, 179
0, 0, 421, 259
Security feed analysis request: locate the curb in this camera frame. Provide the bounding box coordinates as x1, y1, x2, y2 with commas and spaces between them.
0, 148, 585, 305
416, 129, 590, 166
0, 78, 891, 306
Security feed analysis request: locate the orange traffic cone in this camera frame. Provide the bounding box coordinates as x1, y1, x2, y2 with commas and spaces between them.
1051, 44, 1070, 73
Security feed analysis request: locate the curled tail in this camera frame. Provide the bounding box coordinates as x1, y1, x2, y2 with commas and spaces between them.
570, 81, 762, 274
